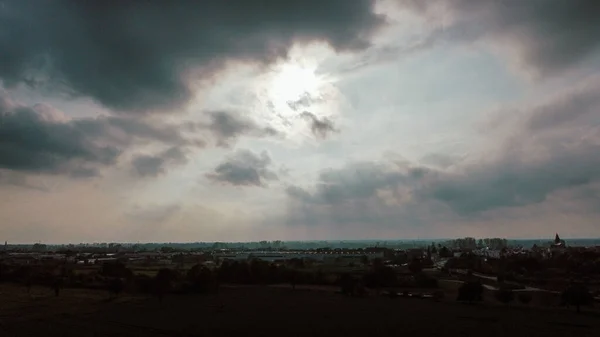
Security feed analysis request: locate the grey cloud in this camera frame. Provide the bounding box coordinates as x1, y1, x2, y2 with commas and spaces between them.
526, 83, 600, 131
285, 161, 435, 227
0, 169, 48, 191
419, 153, 459, 169
300, 111, 338, 139
394, 0, 600, 77
287, 92, 326, 111
330, 32, 440, 75
201, 110, 279, 147
0, 92, 200, 177
0, 0, 385, 114
287, 79, 600, 224
0, 105, 120, 176
132, 147, 188, 177
207, 149, 278, 187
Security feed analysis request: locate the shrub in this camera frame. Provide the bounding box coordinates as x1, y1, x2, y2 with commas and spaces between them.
560, 284, 594, 313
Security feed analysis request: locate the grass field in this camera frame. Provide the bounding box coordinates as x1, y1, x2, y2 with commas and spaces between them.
1, 283, 598, 337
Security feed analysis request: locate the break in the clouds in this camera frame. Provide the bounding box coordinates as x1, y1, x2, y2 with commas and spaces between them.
0, 0, 384, 113
207, 149, 278, 187
1, 0, 600, 242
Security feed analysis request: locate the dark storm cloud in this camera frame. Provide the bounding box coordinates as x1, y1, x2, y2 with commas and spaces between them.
299, 111, 338, 139
207, 149, 278, 187
0, 0, 385, 113
131, 147, 188, 177
0, 91, 201, 176
200, 111, 279, 147
287, 79, 600, 223
376, 0, 600, 77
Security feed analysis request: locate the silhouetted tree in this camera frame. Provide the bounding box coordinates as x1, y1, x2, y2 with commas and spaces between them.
360, 255, 369, 266
109, 278, 124, 298
288, 270, 298, 290
155, 268, 177, 303
408, 259, 423, 274
53, 278, 63, 297
439, 246, 452, 258
186, 264, 215, 293
25, 276, 32, 294
560, 283, 594, 313
339, 273, 356, 296
101, 262, 133, 280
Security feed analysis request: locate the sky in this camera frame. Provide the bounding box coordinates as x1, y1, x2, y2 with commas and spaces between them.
1, 0, 600, 243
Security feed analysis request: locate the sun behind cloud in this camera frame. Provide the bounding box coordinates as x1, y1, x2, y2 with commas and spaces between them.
268, 63, 323, 109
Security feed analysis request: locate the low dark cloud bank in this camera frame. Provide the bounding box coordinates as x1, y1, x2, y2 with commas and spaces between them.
207, 149, 278, 187
0, 0, 384, 114
0, 91, 200, 177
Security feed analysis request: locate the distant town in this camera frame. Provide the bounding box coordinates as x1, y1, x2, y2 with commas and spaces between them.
2, 235, 600, 267
1, 233, 599, 335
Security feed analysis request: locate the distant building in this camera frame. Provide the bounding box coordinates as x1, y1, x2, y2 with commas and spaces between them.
550, 233, 567, 254
551, 233, 566, 247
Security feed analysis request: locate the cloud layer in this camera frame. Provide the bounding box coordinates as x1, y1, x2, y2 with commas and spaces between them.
286, 77, 600, 226
0, 90, 201, 177
0, 0, 384, 113
207, 149, 278, 187
386, 0, 600, 77
200, 111, 279, 147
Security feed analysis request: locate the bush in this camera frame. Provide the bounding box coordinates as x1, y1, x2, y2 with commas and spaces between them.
186, 264, 216, 293
561, 284, 594, 313
339, 273, 357, 296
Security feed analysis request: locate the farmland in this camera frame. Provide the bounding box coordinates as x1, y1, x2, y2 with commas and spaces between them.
1, 283, 599, 337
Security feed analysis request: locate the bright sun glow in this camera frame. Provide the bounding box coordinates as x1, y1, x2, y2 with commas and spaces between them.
269, 63, 323, 106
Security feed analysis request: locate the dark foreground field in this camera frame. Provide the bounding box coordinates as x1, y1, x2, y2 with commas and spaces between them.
1, 284, 598, 337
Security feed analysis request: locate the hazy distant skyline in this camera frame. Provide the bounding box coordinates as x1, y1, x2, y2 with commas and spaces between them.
1, 0, 600, 243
